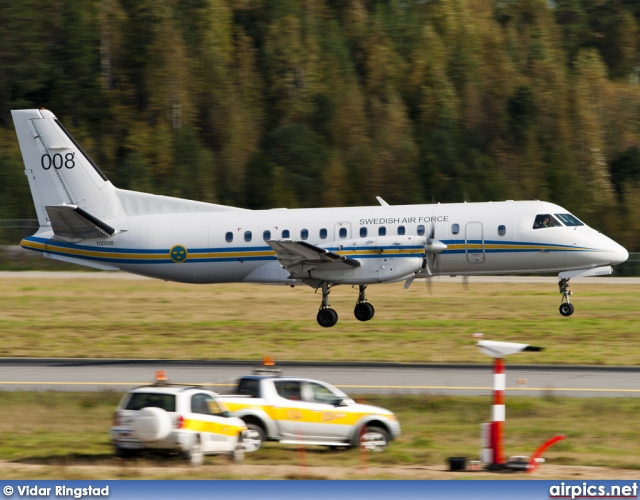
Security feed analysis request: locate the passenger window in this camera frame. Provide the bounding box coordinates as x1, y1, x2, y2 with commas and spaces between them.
379, 226, 386, 236
451, 224, 460, 235
191, 393, 212, 415
417, 224, 425, 236
263, 230, 271, 240
339, 227, 347, 239
398, 225, 405, 235
320, 228, 328, 239
498, 225, 506, 236
282, 229, 290, 238
533, 214, 562, 229
244, 231, 252, 242
274, 380, 302, 401
225, 232, 233, 243
301, 229, 309, 240
360, 227, 367, 237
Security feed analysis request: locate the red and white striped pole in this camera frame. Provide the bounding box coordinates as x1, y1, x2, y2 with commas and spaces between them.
490, 356, 505, 465
477, 339, 543, 469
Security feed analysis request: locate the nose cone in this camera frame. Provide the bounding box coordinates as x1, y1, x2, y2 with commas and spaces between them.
608, 240, 629, 266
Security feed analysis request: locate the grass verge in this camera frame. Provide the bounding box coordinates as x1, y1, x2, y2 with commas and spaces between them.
0, 391, 639, 479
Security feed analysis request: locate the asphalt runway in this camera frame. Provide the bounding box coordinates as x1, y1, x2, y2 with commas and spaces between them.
0, 358, 638, 398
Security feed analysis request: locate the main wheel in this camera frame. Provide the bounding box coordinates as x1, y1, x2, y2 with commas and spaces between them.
243, 423, 265, 452
559, 303, 575, 317
183, 436, 204, 466
317, 308, 338, 327
359, 426, 390, 452
354, 302, 375, 322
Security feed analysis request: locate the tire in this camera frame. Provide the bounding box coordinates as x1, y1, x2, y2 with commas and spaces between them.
359, 426, 390, 452
228, 433, 245, 463
243, 423, 265, 452
130, 407, 172, 442
354, 302, 375, 322
183, 436, 204, 466
113, 445, 138, 459
559, 303, 574, 317
317, 308, 338, 327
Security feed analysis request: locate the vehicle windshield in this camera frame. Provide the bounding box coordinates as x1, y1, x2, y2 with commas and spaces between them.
554, 213, 584, 227
125, 392, 176, 412
533, 214, 562, 229
309, 381, 354, 405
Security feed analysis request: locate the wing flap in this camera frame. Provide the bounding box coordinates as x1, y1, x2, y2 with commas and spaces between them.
266, 239, 361, 276
46, 205, 116, 242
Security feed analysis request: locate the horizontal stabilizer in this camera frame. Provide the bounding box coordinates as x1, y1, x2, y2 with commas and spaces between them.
46, 205, 116, 242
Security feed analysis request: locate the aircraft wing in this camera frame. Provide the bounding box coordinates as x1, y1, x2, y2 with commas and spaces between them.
46, 205, 116, 242
266, 240, 361, 277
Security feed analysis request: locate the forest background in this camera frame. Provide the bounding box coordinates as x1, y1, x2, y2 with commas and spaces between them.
1, 0, 640, 252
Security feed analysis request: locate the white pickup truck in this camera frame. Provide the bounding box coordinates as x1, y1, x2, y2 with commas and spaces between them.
218, 372, 400, 452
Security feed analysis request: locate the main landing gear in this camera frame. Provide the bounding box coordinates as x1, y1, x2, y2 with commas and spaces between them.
354, 285, 375, 322
316, 283, 376, 327
558, 277, 575, 317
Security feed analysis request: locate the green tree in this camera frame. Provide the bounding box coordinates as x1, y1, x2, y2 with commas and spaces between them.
0, 0, 51, 126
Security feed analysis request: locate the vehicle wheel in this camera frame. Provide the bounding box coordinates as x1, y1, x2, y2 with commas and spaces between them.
354, 302, 375, 322
243, 423, 265, 452
114, 445, 138, 459
183, 437, 204, 466
228, 433, 245, 463
559, 303, 574, 317
317, 308, 338, 328
359, 426, 390, 452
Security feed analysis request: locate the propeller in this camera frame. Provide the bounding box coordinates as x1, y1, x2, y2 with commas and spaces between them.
423, 223, 447, 276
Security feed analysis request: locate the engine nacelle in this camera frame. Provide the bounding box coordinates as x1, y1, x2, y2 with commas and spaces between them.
308, 235, 426, 284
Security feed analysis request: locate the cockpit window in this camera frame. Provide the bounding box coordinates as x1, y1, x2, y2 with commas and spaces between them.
533, 214, 562, 229
554, 213, 584, 227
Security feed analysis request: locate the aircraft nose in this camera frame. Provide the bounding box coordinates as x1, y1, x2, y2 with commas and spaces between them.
608, 241, 629, 266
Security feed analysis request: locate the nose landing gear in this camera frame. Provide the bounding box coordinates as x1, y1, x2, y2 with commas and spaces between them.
558, 278, 574, 316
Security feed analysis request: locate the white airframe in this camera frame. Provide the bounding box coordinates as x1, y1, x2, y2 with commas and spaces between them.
12, 109, 628, 327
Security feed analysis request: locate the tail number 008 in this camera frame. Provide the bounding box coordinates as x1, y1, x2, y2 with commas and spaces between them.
41, 153, 75, 170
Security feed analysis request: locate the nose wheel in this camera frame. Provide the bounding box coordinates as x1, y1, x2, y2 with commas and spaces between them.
558, 278, 574, 316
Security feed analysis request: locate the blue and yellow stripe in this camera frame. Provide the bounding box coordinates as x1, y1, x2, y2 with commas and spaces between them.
21, 235, 599, 267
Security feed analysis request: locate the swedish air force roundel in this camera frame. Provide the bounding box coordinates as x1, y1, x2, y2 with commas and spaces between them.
170, 245, 188, 263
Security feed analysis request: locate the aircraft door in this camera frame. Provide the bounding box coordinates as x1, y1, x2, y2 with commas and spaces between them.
465, 222, 485, 264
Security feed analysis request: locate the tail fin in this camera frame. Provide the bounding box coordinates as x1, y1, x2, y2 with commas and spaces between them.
11, 109, 126, 228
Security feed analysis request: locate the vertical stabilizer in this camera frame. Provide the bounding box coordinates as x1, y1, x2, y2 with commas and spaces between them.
11, 109, 125, 227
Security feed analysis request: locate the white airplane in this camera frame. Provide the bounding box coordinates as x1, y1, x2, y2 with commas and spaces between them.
12, 109, 629, 327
